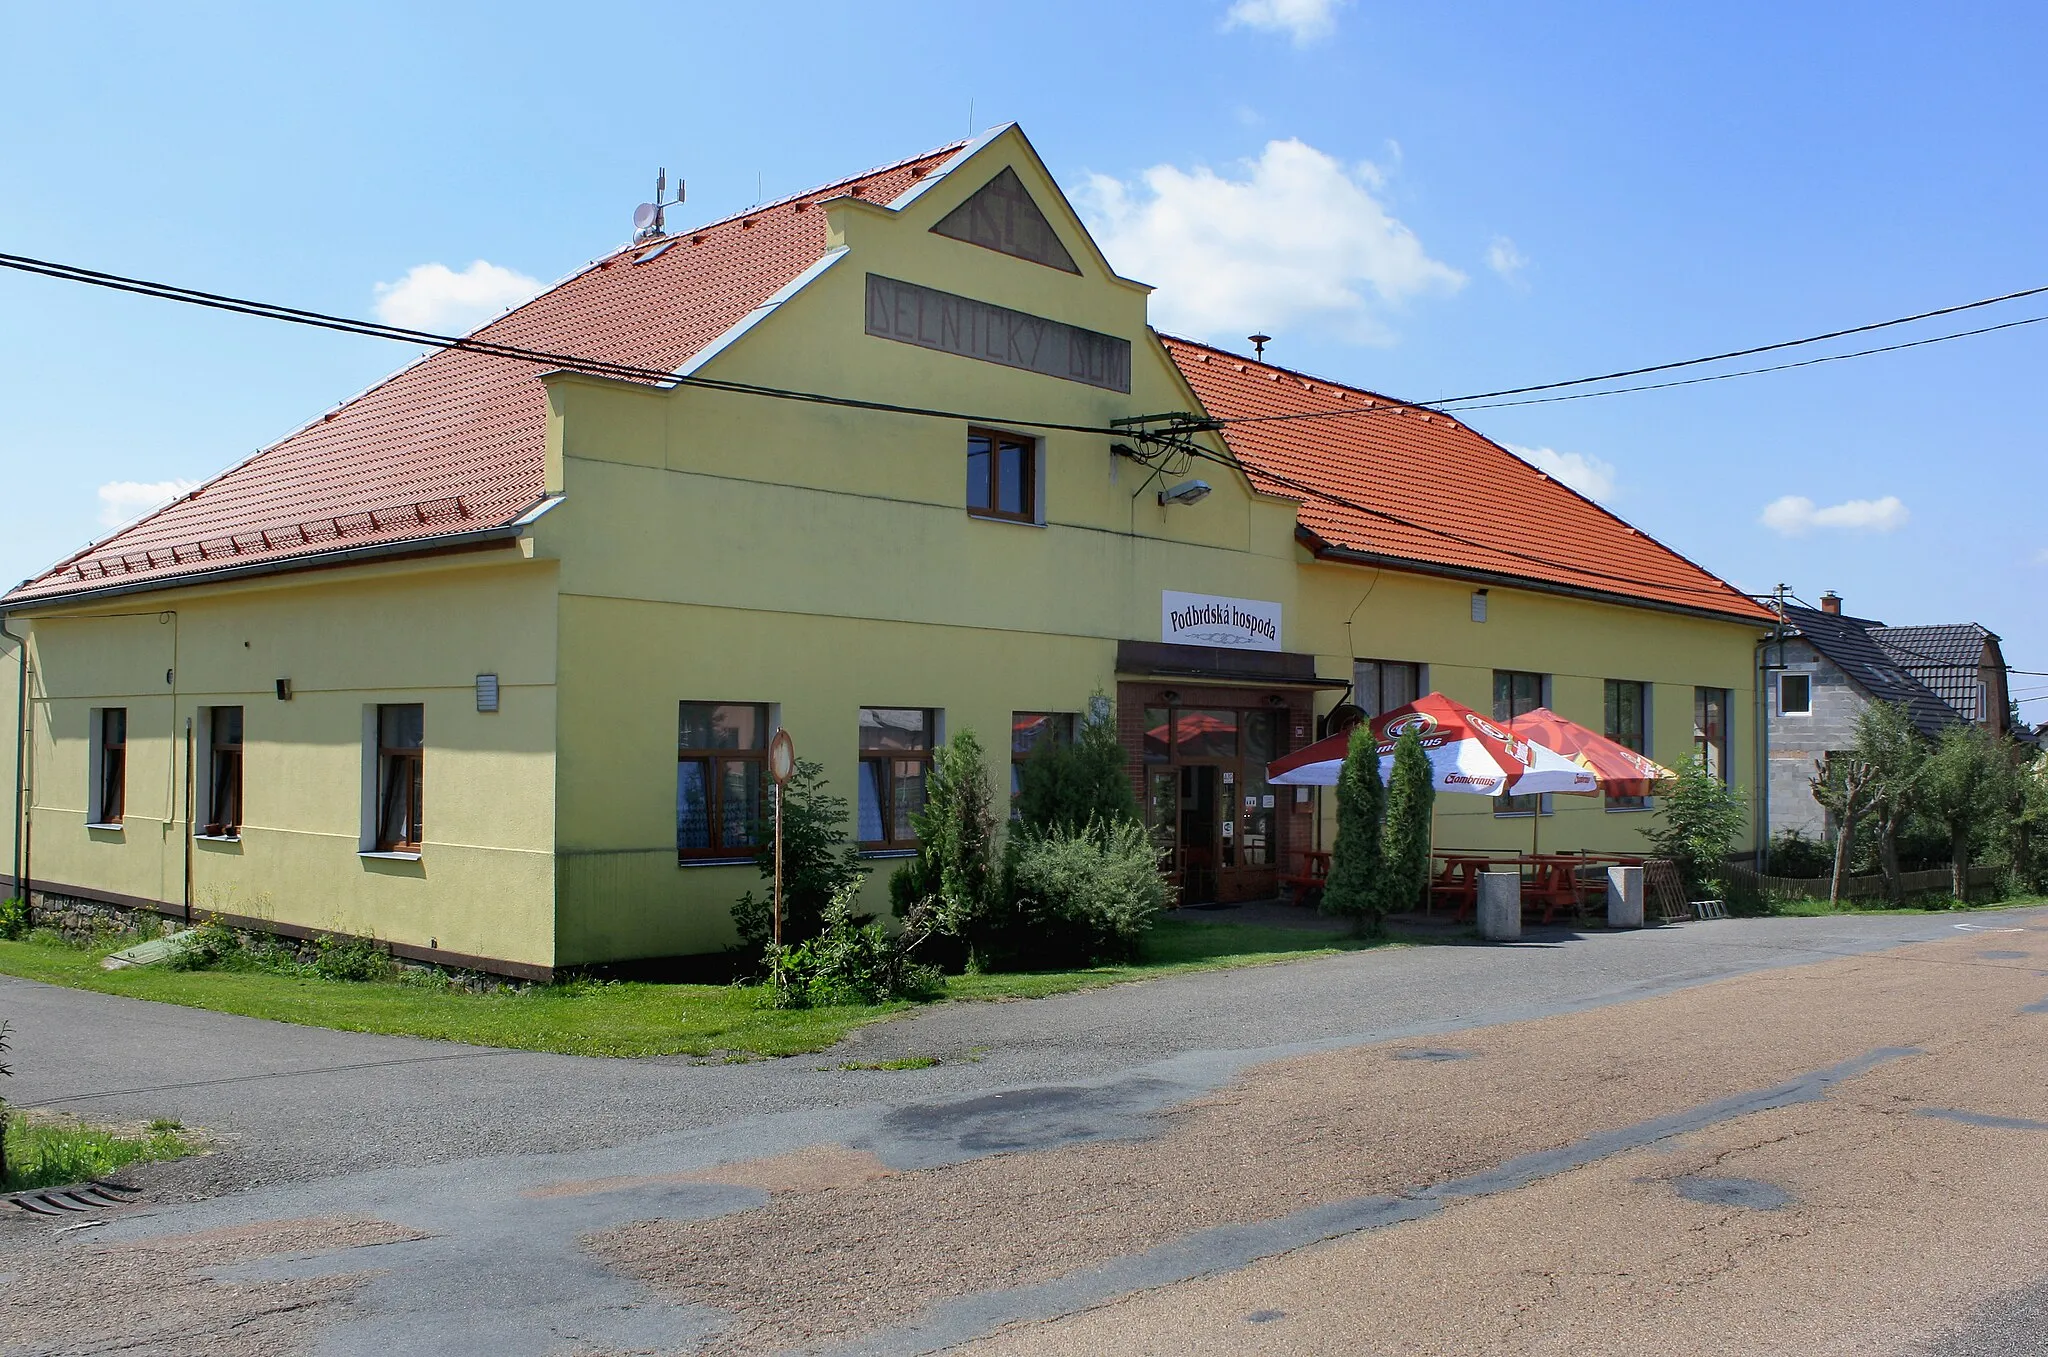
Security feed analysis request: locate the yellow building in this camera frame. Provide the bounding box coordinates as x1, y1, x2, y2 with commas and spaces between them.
0, 127, 1773, 978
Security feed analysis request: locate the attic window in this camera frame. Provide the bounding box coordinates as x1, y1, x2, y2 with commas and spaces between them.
849, 185, 865, 196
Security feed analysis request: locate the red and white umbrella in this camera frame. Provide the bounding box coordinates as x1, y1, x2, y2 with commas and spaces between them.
1502, 707, 1676, 799
1265, 692, 1598, 797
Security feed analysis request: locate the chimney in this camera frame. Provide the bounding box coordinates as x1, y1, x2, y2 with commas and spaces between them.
1820, 591, 1842, 616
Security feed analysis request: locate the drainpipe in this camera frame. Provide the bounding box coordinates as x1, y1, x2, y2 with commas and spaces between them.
1, 612, 24, 902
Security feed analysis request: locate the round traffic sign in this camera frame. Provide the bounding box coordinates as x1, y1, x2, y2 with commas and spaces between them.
768, 728, 796, 785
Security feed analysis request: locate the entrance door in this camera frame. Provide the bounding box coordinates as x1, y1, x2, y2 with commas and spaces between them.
1178, 765, 1219, 904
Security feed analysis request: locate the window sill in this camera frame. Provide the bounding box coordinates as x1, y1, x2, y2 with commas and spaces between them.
678, 856, 755, 869
1604, 805, 1653, 814
359, 850, 422, 862
193, 833, 242, 842
85, 823, 124, 832
965, 511, 1046, 529
858, 848, 919, 860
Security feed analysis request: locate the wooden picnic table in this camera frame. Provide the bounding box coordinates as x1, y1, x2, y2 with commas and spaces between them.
1282, 850, 1331, 905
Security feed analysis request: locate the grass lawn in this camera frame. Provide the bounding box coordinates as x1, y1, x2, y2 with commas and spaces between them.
0, 919, 1399, 1061
3, 1112, 196, 1191
1764, 893, 2046, 918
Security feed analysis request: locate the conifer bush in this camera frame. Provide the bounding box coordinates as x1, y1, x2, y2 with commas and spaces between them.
733, 757, 868, 961
1381, 727, 1435, 915
1322, 725, 1389, 934
1015, 697, 1142, 836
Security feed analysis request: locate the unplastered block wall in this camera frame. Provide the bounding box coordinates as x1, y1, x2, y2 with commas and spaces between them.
1766, 637, 1859, 841
1295, 560, 1766, 857
21, 553, 560, 969
551, 591, 1118, 966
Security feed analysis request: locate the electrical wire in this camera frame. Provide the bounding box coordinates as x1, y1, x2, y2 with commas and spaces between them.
0, 248, 2032, 618
1203, 282, 2048, 427
0, 252, 1122, 437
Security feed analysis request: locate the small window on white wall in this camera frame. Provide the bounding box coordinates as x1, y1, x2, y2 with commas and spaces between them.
1779, 673, 1812, 716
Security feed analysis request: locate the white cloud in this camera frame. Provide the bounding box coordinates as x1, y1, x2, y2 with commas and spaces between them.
1487, 235, 1528, 281
98, 479, 200, 528
1223, 0, 1346, 44
1079, 139, 1464, 346
1760, 494, 1910, 536
372, 260, 544, 334
1505, 444, 1616, 502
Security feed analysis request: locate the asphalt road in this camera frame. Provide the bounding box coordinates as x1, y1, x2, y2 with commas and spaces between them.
3, 908, 2045, 1355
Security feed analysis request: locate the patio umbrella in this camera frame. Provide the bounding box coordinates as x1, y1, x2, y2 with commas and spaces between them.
1265, 692, 1597, 796
1501, 706, 1678, 855
1502, 707, 1676, 800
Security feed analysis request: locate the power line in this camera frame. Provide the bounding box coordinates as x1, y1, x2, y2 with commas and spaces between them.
1206, 281, 2048, 427
0, 248, 2014, 615
1443, 312, 2048, 414
0, 252, 1121, 438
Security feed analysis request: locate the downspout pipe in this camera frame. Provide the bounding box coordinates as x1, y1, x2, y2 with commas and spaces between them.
1, 611, 24, 901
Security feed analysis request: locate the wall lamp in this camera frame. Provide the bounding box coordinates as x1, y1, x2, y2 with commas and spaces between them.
1158, 478, 1212, 508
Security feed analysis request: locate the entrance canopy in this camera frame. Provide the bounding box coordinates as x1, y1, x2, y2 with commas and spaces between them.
1265, 692, 1597, 797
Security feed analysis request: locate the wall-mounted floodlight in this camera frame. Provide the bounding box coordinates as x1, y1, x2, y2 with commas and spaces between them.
1158, 478, 1212, 508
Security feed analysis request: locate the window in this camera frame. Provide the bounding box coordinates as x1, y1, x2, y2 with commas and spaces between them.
1604, 680, 1648, 810
1694, 687, 1731, 783
374, 704, 424, 852
1011, 711, 1076, 807
1493, 670, 1546, 815
677, 702, 770, 861
966, 428, 1034, 522
1353, 659, 1423, 722
858, 708, 936, 850
92, 707, 127, 826
204, 707, 244, 836
1778, 672, 1812, 716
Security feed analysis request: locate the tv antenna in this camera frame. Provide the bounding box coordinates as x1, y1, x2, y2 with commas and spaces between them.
633, 168, 685, 242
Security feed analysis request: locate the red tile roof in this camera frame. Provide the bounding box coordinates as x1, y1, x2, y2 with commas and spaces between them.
1162, 336, 1773, 622
8, 143, 967, 605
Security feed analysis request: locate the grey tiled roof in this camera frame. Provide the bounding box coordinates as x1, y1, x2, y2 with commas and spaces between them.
1782, 606, 1960, 739
1869, 623, 1994, 722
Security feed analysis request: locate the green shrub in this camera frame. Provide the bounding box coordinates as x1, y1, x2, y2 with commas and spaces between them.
733, 758, 868, 965
766, 883, 940, 1009
892, 730, 1002, 963
1381, 728, 1435, 915
165, 919, 245, 971
1322, 725, 1388, 934
1015, 696, 1141, 837
312, 932, 394, 983
1006, 819, 1169, 966
1643, 756, 1748, 898
0, 897, 26, 941
1767, 830, 1834, 879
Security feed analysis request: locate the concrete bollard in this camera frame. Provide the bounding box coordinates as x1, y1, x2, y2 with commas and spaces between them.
1606, 865, 1645, 928
1477, 871, 1522, 941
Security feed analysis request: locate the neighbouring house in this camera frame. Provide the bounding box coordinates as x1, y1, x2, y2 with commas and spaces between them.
0, 125, 1773, 977
1765, 591, 2013, 842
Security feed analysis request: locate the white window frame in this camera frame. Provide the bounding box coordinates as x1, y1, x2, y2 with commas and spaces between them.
1777, 671, 1814, 717
194, 705, 245, 840
359, 703, 425, 860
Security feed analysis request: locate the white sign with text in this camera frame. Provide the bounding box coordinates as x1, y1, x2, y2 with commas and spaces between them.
1161, 591, 1283, 652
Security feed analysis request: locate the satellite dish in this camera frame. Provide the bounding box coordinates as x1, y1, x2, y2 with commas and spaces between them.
632, 203, 659, 231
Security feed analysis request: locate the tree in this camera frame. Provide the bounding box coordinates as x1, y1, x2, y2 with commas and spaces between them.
906, 729, 1002, 952
1016, 696, 1141, 836
1849, 702, 1929, 906
1644, 756, 1748, 898
1321, 725, 1388, 934
1380, 727, 1435, 915
1810, 751, 1879, 908
731, 758, 867, 962
1921, 723, 2017, 902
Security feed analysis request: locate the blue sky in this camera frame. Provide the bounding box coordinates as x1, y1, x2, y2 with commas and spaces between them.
3, 1, 2043, 704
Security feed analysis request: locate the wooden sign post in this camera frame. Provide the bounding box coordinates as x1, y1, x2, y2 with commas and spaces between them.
768, 729, 796, 953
